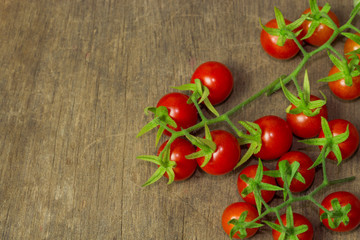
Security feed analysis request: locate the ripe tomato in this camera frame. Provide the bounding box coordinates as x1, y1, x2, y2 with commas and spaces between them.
222, 202, 260, 239
253, 115, 293, 160
156, 92, 198, 135
286, 95, 328, 139
327, 65, 360, 100
190, 61, 234, 105
344, 32, 360, 60
237, 164, 277, 205
272, 213, 314, 240
301, 7, 340, 46
157, 138, 197, 181
196, 130, 240, 175
260, 19, 303, 60
318, 119, 359, 161
320, 191, 360, 232
275, 151, 315, 193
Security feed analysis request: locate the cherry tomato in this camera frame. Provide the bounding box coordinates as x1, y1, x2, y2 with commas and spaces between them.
276, 151, 315, 193
222, 202, 260, 239
320, 191, 360, 232
237, 164, 277, 205
344, 32, 360, 60
260, 19, 303, 60
272, 213, 314, 240
196, 130, 240, 175
318, 119, 359, 161
157, 138, 197, 181
327, 65, 360, 100
286, 95, 328, 139
156, 92, 198, 135
253, 115, 293, 160
191, 61, 234, 105
301, 7, 340, 46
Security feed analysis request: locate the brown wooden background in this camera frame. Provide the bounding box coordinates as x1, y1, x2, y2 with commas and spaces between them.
0, 0, 359, 239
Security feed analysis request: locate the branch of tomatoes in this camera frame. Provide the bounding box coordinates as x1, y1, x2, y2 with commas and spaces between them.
137, 0, 360, 238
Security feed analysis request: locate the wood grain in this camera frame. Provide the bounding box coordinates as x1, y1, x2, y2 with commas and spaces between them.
0, 0, 358, 239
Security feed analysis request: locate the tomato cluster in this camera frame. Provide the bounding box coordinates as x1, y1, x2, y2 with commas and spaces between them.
139, 1, 360, 239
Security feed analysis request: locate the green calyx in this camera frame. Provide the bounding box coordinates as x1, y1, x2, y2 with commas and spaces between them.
137, 106, 177, 146
318, 50, 360, 87
260, 7, 307, 47
320, 198, 352, 229
264, 206, 308, 240
228, 211, 263, 240
241, 160, 284, 214
281, 70, 326, 117
234, 121, 262, 169
299, 117, 350, 168
173, 78, 219, 117
137, 145, 177, 187
184, 124, 216, 168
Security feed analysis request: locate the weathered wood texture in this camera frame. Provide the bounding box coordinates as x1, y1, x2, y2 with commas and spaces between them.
0, 0, 359, 239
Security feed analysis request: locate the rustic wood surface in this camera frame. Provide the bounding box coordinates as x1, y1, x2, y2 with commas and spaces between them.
0, 0, 359, 239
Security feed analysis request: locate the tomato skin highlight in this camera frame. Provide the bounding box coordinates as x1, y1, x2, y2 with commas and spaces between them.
344, 32, 360, 60
222, 202, 260, 239
301, 7, 340, 46
157, 138, 197, 181
253, 115, 293, 160
320, 191, 360, 232
260, 19, 302, 60
196, 130, 240, 175
272, 213, 314, 240
156, 92, 198, 135
286, 95, 328, 139
276, 151, 315, 193
191, 61, 234, 105
318, 119, 359, 161
327, 65, 360, 100
237, 164, 277, 205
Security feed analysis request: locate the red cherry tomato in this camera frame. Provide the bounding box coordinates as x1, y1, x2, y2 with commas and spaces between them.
344, 32, 360, 60
253, 115, 293, 160
191, 61, 234, 105
260, 19, 303, 60
237, 164, 277, 205
276, 151, 315, 193
320, 191, 360, 232
327, 65, 360, 100
301, 7, 340, 46
196, 130, 240, 175
222, 202, 260, 239
286, 95, 328, 138
156, 92, 198, 135
272, 213, 314, 240
157, 138, 197, 181
318, 119, 359, 161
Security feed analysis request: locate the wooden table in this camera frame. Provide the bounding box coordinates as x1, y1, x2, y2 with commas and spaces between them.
1, 0, 359, 239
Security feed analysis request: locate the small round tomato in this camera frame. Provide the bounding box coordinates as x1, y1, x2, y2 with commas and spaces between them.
327, 65, 360, 100
344, 32, 360, 60
318, 119, 359, 161
157, 138, 197, 181
191, 61, 234, 105
301, 7, 340, 46
237, 164, 277, 205
196, 130, 240, 175
260, 19, 303, 60
253, 115, 293, 160
320, 191, 360, 232
276, 151, 315, 193
156, 92, 198, 135
286, 95, 328, 139
222, 202, 260, 239
272, 213, 314, 240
